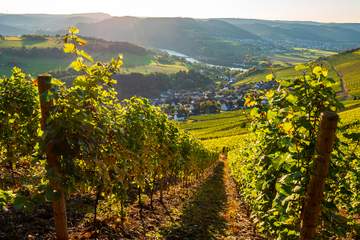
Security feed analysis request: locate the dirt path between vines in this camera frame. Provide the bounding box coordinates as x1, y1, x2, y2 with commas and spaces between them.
162, 159, 262, 240
0, 159, 261, 240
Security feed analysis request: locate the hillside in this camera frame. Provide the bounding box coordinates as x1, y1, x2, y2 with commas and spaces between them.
77, 17, 265, 67
2, 14, 360, 67
326, 48, 360, 95
0, 13, 111, 34
0, 35, 187, 76
78, 17, 360, 66
222, 19, 360, 50
180, 110, 249, 152
235, 48, 360, 97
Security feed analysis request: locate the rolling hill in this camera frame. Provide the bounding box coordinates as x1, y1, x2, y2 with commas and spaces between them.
77, 17, 266, 66
77, 17, 360, 66
235, 48, 360, 97
0, 13, 111, 34
0, 35, 187, 76
221, 19, 360, 50
2, 13, 360, 67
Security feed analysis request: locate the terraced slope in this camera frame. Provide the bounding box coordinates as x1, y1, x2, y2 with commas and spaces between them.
326, 49, 360, 96
180, 110, 249, 152
235, 48, 360, 97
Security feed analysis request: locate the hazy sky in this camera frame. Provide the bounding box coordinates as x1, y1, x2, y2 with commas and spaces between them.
1, 0, 359, 23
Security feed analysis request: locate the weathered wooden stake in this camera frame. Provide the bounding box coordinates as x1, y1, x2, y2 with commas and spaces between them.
300, 111, 339, 240
38, 75, 68, 240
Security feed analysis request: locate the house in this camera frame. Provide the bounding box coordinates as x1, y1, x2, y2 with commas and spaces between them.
174, 113, 187, 121
221, 103, 231, 111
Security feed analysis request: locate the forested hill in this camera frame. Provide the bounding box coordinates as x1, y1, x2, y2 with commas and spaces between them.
222, 19, 360, 43
78, 17, 260, 45
0, 13, 111, 34
1, 13, 360, 66
77, 17, 263, 66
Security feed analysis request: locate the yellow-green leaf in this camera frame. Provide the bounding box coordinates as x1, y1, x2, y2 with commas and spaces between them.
266, 90, 275, 99
64, 43, 75, 53
77, 50, 94, 62
282, 122, 293, 134
313, 66, 322, 77
250, 108, 260, 118
286, 94, 298, 104
322, 68, 328, 77
69, 26, 79, 34
70, 58, 84, 71
51, 78, 64, 86
267, 110, 277, 122
266, 73, 274, 81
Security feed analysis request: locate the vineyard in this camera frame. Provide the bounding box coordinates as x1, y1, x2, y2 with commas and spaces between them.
236, 48, 360, 98
1, 27, 360, 240
182, 67, 360, 239
0, 28, 217, 239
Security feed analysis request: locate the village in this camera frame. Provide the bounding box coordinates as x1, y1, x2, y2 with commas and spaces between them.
152, 79, 277, 121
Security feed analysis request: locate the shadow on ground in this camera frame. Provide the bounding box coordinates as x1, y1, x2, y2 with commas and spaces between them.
162, 162, 227, 240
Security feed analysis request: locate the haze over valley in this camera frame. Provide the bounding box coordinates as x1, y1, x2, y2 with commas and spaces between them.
1, 1, 360, 239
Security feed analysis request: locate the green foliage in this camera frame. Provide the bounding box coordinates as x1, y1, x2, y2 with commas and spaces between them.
0, 67, 40, 182
0, 35, 184, 76
230, 65, 360, 239
0, 67, 39, 157
0, 27, 217, 224
236, 48, 360, 98
181, 110, 248, 141
0, 67, 45, 211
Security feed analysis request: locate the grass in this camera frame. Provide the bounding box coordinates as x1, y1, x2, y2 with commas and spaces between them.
0, 36, 187, 76
236, 48, 360, 97
0, 54, 72, 76
234, 66, 298, 86
268, 48, 337, 67
122, 61, 188, 74
180, 110, 249, 151
325, 50, 360, 96
92, 52, 154, 68
0, 36, 61, 48
181, 103, 359, 152
339, 106, 360, 124
181, 110, 248, 140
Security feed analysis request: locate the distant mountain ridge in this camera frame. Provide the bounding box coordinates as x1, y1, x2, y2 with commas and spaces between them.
1, 13, 360, 66
0, 13, 111, 34
77, 17, 260, 50
222, 18, 360, 42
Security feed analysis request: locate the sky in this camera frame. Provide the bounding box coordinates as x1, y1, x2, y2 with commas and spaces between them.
0, 0, 359, 23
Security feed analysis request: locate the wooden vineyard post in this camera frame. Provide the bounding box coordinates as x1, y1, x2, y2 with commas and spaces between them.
37, 75, 69, 240
300, 111, 339, 240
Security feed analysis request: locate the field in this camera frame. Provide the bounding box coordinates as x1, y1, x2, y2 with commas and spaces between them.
236, 48, 360, 97
180, 110, 249, 151
0, 36, 61, 48
122, 61, 188, 74
325, 49, 360, 96
268, 48, 336, 67
339, 106, 360, 123
181, 105, 360, 152
0, 36, 188, 76
0, 54, 71, 76
180, 110, 248, 140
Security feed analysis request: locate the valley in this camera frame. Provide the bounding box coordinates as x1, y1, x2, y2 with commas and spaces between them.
0, 8, 360, 240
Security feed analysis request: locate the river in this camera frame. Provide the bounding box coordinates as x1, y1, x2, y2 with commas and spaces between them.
160, 49, 247, 72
